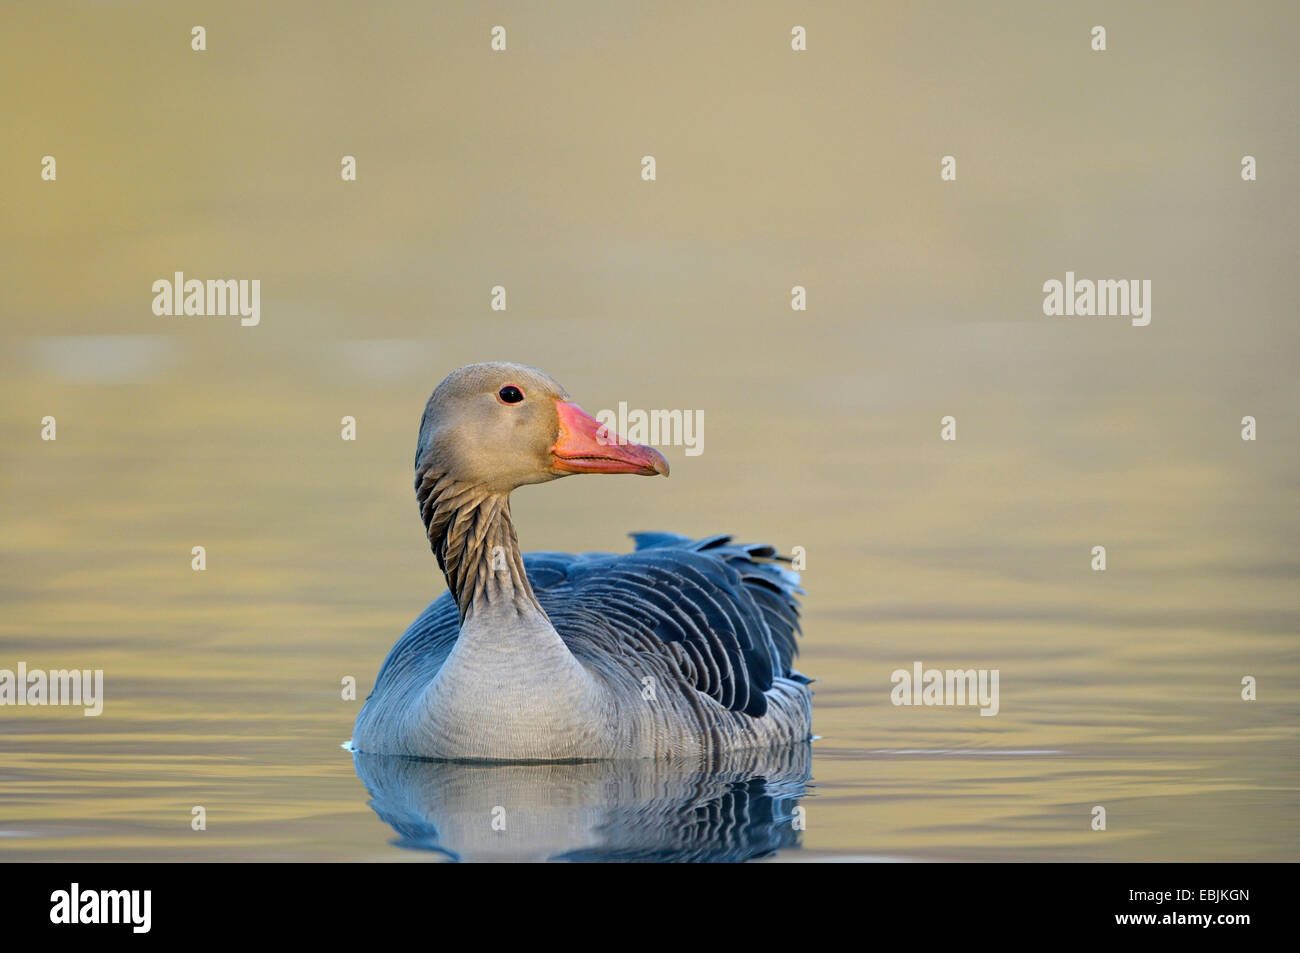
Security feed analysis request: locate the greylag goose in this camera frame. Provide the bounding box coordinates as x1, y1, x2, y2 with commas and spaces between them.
351, 362, 812, 761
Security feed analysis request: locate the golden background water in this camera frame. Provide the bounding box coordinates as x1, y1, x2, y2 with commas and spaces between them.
1, 1, 1296, 860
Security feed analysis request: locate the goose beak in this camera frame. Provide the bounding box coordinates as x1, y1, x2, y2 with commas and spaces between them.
550, 401, 670, 477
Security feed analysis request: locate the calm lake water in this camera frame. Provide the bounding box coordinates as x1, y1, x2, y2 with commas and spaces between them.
2, 1, 1297, 861
1, 348, 1296, 862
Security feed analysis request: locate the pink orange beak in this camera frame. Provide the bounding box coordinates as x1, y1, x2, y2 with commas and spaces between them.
550, 400, 669, 477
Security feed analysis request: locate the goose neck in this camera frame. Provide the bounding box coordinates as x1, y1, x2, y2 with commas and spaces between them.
416, 471, 542, 622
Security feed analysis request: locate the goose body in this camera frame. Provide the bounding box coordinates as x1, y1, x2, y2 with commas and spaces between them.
351, 363, 813, 761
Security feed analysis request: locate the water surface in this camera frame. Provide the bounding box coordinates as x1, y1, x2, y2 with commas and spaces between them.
1, 1, 1297, 861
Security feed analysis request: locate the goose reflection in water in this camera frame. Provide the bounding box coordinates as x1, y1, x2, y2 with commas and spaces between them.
351, 743, 812, 862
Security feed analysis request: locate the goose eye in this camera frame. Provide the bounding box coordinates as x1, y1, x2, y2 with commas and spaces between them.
497, 385, 524, 404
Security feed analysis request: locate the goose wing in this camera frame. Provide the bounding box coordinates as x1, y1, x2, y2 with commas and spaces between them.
527, 533, 805, 717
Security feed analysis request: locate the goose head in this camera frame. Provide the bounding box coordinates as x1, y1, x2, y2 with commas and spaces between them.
415, 362, 669, 494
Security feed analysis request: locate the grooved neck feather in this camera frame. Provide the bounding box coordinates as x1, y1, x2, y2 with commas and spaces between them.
416, 469, 542, 621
